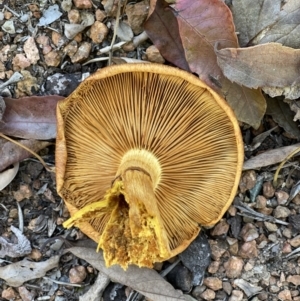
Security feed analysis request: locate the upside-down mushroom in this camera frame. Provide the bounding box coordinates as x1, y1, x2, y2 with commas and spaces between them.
56, 63, 243, 269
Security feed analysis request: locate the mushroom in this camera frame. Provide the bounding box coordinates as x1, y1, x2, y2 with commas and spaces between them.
56, 63, 243, 269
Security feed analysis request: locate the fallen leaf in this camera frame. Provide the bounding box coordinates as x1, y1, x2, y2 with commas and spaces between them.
216, 43, 300, 99
144, 0, 190, 71
266, 96, 300, 139
146, 0, 266, 128
38, 4, 63, 26
243, 143, 300, 170
233, 279, 262, 297
69, 247, 187, 301
0, 163, 19, 190
0, 226, 31, 258
0, 138, 51, 172
0, 255, 60, 287
0, 95, 63, 139
230, 0, 282, 47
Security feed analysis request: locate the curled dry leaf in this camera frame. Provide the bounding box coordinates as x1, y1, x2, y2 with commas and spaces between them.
0, 255, 60, 287
0, 95, 63, 139
216, 43, 300, 99
0, 138, 51, 172
0, 226, 31, 258
0, 163, 19, 190
69, 247, 188, 301
145, 0, 266, 128
243, 143, 300, 170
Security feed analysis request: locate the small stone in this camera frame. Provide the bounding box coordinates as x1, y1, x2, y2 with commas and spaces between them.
61, 0, 73, 11
269, 285, 280, 293
68, 9, 81, 23
258, 207, 273, 215
126, 0, 149, 34
268, 233, 278, 242
2, 20, 15, 34
36, 35, 52, 55
69, 266, 87, 284
63, 40, 78, 57
210, 219, 229, 237
275, 190, 289, 205
291, 290, 300, 297
208, 260, 220, 274
51, 31, 67, 47
244, 262, 253, 271
263, 181, 275, 198
166, 265, 192, 292
200, 289, 215, 300
12, 53, 31, 70
71, 42, 92, 63
227, 237, 239, 256
278, 289, 292, 301
257, 291, 269, 300
282, 242, 292, 254
89, 21, 109, 43
283, 228, 292, 238
228, 290, 243, 301
2, 287, 17, 300
18, 286, 35, 301
292, 194, 300, 205
44, 50, 62, 67
238, 241, 258, 259
239, 170, 256, 193
222, 282, 232, 295
227, 205, 237, 216
223, 256, 244, 278
255, 195, 267, 209
287, 275, 300, 286
264, 221, 278, 232
4, 11, 13, 19
209, 239, 228, 260
9, 208, 18, 218
24, 37, 40, 64
13, 184, 33, 202
273, 206, 290, 219
203, 277, 222, 291
73, 0, 92, 9
95, 9, 107, 22
192, 285, 206, 299
290, 235, 300, 247
146, 45, 165, 64
29, 248, 42, 260
240, 223, 259, 242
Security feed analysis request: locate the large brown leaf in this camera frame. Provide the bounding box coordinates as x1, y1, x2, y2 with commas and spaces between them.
145, 0, 266, 128
216, 43, 300, 99
0, 95, 63, 140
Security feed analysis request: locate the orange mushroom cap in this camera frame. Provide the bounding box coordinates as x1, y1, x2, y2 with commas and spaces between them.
56, 63, 244, 269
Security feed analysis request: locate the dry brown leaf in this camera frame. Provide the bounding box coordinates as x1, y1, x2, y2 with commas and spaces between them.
0, 95, 63, 139
69, 247, 188, 301
266, 96, 300, 139
216, 43, 300, 99
0, 255, 60, 287
0, 138, 51, 172
0, 226, 31, 258
243, 143, 300, 170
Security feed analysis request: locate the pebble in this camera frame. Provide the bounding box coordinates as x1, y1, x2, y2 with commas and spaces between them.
273, 206, 290, 219
287, 275, 300, 286
63, 41, 78, 57
9, 208, 18, 218
29, 248, 42, 260
263, 181, 275, 198
258, 207, 273, 215
275, 191, 289, 205
24, 37, 40, 64
200, 289, 215, 300
238, 241, 258, 258
240, 223, 259, 242
18, 286, 35, 301
223, 256, 244, 278
239, 170, 256, 193
278, 289, 292, 301
282, 242, 292, 254
146, 45, 165, 64
290, 235, 300, 247
73, 0, 92, 9
283, 228, 292, 238
292, 194, 300, 205
203, 277, 222, 291
244, 262, 254, 271
255, 195, 267, 209
44, 50, 62, 67
209, 239, 228, 260
269, 285, 280, 293
2, 287, 17, 300
12, 54, 31, 70
36, 35, 52, 55
264, 221, 278, 232
89, 21, 109, 43
69, 266, 87, 283
68, 9, 81, 23
192, 285, 206, 299
165, 264, 192, 292
222, 282, 232, 295
95, 9, 107, 22
210, 219, 229, 237
227, 237, 239, 255
208, 260, 220, 274
228, 290, 243, 301
258, 291, 268, 300
227, 205, 237, 216
126, 0, 149, 34
71, 42, 92, 63
13, 184, 33, 202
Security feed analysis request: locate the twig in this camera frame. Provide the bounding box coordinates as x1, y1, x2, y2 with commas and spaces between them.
133, 31, 148, 48
43, 276, 84, 287
108, 0, 122, 65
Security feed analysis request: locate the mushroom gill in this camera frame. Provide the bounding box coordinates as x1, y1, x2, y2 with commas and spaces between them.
56, 63, 244, 269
